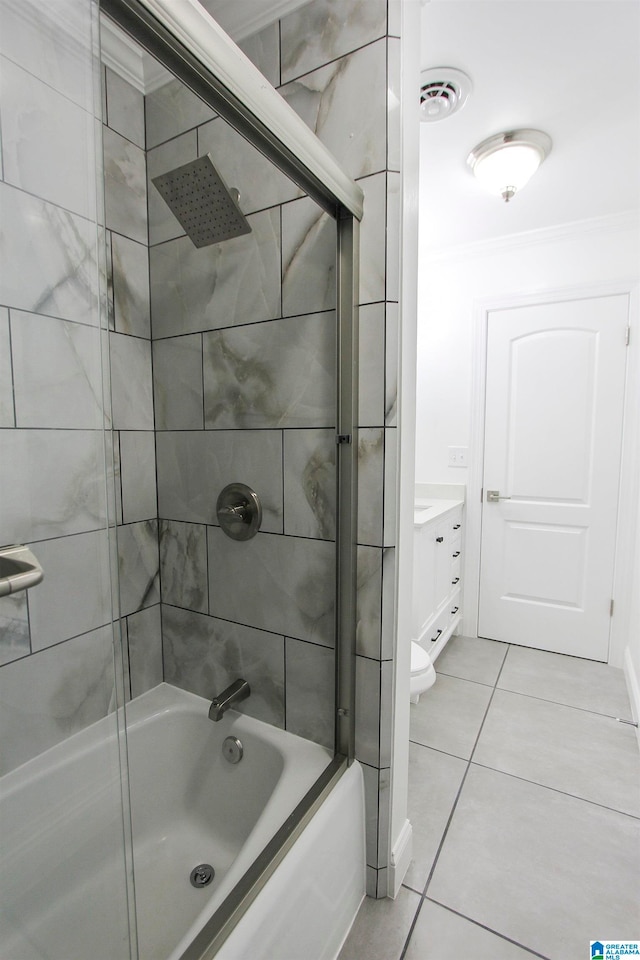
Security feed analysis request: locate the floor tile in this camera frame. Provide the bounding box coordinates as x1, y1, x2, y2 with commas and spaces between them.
410, 674, 493, 760
428, 765, 640, 960
498, 646, 631, 718
404, 743, 467, 892
474, 689, 640, 816
435, 635, 508, 686
337, 885, 420, 960
405, 900, 539, 960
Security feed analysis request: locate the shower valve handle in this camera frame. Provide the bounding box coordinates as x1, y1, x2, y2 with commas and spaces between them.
216, 483, 262, 541
218, 505, 248, 522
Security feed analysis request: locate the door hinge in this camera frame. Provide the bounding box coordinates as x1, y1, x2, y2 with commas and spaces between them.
626, 325, 630, 346
480, 486, 483, 502
610, 598, 615, 617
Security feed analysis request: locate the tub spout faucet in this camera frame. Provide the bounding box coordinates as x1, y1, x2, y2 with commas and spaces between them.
208, 679, 251, 721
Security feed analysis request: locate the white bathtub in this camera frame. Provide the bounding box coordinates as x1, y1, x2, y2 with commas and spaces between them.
0, 683, 365, 960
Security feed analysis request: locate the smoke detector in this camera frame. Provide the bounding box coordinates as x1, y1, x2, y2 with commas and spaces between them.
419, 67, 472, 122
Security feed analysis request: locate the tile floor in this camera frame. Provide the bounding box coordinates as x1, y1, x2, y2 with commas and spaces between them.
339, 636, 640, 960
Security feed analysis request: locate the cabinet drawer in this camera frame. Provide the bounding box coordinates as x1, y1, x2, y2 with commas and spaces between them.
426, 607, 449, 646
451, 556, 461, 586
448, 589, 461, 623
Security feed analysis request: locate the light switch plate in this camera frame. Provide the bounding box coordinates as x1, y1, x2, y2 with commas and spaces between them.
448, 446, 468, 467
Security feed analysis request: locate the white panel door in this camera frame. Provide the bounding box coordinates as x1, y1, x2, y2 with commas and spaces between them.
478, 294, 628, 660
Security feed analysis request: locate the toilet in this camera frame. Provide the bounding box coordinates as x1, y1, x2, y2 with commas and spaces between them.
410, 641, 436, 703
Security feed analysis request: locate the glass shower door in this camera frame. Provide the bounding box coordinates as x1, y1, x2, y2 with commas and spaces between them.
0, 0, 137, 956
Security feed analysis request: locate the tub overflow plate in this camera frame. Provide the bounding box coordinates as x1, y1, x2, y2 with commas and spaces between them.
190, 863, 215, 888
223, 736, 243, 764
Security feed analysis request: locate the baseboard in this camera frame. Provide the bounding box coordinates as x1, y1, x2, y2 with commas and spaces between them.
623, 646, 640, 752
388, 819, 413, 899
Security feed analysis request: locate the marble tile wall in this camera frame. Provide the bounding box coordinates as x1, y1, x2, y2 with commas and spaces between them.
148, 0, 401, 895
0, 19, 161, 773
276, 0, 401, 898
1, 3, 402, 890
147, 53, 339, 753
103, 66, 162, 704
0, 0, 122, 775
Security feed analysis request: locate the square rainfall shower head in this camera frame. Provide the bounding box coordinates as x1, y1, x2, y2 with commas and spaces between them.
152, 154, 252, 248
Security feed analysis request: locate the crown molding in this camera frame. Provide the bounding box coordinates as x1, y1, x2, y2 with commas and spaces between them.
107, 0, 362, 218
100, 14, 171, 93
424, 210, 640, 263
99, 0, 310, 93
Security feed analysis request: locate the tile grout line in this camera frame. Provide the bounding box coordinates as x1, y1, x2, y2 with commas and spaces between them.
407, 737, 473, 763
352, 637, 637, 958
277, 33, 388, 89
396, 893, 425, 960
142, 69, 158, 674
428, 669, 499, 689
438, 642, 632, 722
494, 683, 633, 723
401, 639, 638, 959
423, 898, 553, 960
161, 599, 302, 644
398, 643, 511, 960
468, 758, 640, 822
416, 714, 625, 797
6, 308, 18, 427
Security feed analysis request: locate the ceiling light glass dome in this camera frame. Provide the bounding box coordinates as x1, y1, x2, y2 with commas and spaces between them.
467, 129, 552, 202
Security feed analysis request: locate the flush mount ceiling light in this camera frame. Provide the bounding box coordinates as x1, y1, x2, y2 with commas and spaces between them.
467, 129, 552, 202
419, 67, 472, 122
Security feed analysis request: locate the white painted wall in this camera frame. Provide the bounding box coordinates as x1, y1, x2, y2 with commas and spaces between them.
388, 0, 421, 899
624, 408, 640, 744
415, 214, 639, 482
415, 214, 640, 663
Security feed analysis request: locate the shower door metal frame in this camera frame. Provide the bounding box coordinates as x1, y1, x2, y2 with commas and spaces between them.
100, 1, 362, 956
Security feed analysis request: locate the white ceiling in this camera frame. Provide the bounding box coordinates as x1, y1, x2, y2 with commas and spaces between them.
419, 0, 640, 249
197, 0, 640, 251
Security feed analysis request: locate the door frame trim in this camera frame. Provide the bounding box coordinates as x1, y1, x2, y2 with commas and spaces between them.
464, 279, 639, 666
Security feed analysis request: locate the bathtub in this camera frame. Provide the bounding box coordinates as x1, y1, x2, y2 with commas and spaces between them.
0, 683, 365, 960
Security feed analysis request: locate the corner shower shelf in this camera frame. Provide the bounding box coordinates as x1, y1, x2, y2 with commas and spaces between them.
0, 544, 44, 597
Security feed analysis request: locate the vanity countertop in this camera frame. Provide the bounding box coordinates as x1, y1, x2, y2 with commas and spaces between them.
414, 497, 464, 526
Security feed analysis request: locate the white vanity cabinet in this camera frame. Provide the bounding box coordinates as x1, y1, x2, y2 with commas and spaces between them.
412, 500, 464, 662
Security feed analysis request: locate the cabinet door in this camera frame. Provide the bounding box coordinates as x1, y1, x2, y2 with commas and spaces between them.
434, 519, 451, 613
412, 523, 436, 638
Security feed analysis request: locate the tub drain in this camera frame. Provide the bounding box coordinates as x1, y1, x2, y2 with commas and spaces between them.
190, 864, 215, 888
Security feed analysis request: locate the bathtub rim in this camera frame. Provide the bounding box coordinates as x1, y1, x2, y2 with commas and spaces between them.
178, 752, 349, 960
0, 682, 346, 960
